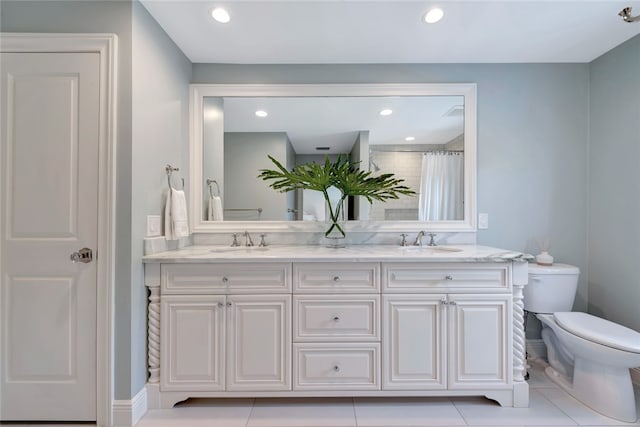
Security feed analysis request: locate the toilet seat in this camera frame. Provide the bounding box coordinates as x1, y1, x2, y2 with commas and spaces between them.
554, 312, 640, 354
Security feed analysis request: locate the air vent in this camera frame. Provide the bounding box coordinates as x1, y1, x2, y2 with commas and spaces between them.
315, 146, 330, 151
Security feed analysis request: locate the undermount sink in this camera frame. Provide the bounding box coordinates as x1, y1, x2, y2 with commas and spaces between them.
399, 245, 463, 253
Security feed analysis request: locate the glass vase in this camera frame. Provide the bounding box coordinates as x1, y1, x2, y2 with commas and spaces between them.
325, 197, 346, 248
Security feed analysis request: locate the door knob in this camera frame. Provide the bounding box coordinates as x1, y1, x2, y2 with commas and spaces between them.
70, 247, 93, 263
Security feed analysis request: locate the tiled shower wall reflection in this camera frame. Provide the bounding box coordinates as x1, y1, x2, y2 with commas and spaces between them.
369, 151, 422, 221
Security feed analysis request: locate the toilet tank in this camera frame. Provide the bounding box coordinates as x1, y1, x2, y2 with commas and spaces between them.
524, 263, 580, 314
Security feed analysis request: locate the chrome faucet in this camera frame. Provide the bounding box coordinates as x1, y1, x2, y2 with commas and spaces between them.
244, 231, 254, 247
414, 231, 437, 247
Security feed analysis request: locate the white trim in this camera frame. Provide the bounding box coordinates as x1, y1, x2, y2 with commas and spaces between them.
112, 387, 147, 427
1, 33, 117, 427
189, 83, 477, 235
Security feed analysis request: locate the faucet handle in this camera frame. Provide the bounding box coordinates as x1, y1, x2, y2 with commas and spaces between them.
259, 234, 267, 247
427, 232, 437, 246
231, 233, 240, 247
400, 233, 408, 247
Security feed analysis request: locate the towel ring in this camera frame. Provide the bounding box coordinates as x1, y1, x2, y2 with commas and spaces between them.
206, 179, 220, 197
166, 164, 184, 190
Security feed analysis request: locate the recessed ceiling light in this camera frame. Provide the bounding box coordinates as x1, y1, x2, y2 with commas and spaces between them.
255, 110, 268, 118
424, 7, 444, 24
405, 136, 416, 141
211, 7, 230, 23
379, 109, 393, 116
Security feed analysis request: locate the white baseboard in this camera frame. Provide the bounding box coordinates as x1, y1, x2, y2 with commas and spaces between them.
112, 387, 147, 427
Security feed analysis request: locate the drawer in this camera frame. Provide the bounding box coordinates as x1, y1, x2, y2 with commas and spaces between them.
382, 263, 509, 293
161, 263, 291, 294
294, 295, 380, 341
293, 343, 380, 390
293, 263, 380, 293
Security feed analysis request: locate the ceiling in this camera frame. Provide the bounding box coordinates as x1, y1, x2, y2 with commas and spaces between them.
140, 0, 640, 64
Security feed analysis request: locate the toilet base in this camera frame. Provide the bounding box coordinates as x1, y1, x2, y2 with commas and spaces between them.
545, 359, 638, 423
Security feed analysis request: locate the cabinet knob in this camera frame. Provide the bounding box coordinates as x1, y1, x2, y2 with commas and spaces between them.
218, 302, 224, 308
333, 365, 340, 372
332, 316, 340, 322
445, 275, 453, 280
449, 301, 457, 306
440, 299, 447, 305
333, 276, 340, 282
227, 302, 232, 307
222, 276, 229, 283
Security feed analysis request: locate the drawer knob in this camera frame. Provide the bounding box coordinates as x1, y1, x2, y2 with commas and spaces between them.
332, 316, 340, 322
440, 299, 447, 305
222, 276, 229, 283
333, 365, 340, 372
445, 275, 453, 280
333, 276, 340, 282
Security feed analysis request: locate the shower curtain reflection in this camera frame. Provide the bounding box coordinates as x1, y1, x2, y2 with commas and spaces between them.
418, 152, 464, 221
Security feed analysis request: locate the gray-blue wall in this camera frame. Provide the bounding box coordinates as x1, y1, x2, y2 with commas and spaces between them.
132, 1, 192, 398
193, 63, 591, 312
588, 34, 640, 332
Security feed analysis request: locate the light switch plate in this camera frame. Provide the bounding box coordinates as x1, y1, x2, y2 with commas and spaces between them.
478, 213, 489, 229
147, 215, 161, 237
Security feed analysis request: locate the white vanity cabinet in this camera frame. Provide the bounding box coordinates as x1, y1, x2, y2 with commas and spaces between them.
144, 247, 529, 409
382, 263, 512, 391
148, 262, 292, 403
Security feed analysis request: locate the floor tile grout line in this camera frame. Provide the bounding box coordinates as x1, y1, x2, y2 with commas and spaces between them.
245, 397, 256, 427
526, 390, 579, 427
450, 397, 471, 426
352, 397, 358, 427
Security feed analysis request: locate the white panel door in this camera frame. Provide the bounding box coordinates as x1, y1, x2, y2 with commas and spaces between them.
1, 52, 99, 420
448, 294, 511, 388
227, 294, 291, 391
382, 294, 446, 390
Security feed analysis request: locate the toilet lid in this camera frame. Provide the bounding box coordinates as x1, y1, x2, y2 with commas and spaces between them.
554, 312, 640, 354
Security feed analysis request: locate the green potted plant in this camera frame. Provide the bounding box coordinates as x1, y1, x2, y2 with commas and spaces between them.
258, 155, 415, 244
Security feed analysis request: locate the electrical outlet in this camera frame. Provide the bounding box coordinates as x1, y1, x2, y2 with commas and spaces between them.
147, 215, 161, 237
478, 213, 489, 229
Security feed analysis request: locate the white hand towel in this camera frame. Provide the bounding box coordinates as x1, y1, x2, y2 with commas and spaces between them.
164, 188, 189, 240
210, 195, 223, 221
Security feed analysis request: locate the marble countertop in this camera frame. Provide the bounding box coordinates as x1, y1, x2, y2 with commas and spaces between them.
143, 244, 532, 264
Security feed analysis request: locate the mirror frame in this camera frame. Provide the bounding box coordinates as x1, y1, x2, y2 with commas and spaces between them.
189, 83, 477, 234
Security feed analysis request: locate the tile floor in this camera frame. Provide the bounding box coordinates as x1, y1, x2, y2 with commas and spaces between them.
1, 362, 639, 427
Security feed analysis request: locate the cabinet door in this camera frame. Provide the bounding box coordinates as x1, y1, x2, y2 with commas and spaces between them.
382, 294, 446, 390
227, 295, 291, 391
448, 294, 511, 388
161, 295, 225, 391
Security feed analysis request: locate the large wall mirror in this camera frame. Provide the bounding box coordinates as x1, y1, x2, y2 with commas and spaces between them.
189, 84, 476, 234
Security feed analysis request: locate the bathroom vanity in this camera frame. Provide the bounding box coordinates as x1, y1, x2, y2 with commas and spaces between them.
143, 245, 529, 409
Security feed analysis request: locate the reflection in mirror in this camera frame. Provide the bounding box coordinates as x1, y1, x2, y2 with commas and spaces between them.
202, 95, 465, 223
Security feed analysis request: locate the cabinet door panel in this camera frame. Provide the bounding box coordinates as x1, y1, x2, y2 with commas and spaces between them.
161, 295, 225, 391
383, 295, 446, 390
448, 294, 511, 388
227, 295, 291, 391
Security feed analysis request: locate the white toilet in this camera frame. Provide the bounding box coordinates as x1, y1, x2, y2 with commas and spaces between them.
525, 263, 640, 422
